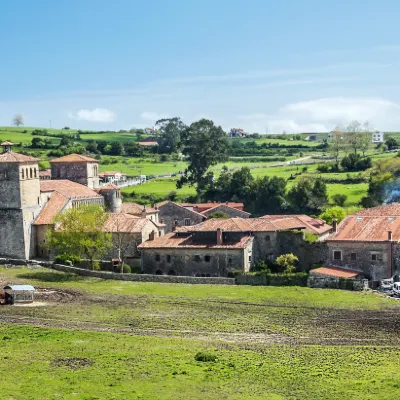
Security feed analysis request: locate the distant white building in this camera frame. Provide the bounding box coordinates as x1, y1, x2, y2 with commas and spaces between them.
372, 130, 385, 143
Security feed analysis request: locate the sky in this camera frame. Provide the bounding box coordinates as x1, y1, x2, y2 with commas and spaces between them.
2, 0, 400, 133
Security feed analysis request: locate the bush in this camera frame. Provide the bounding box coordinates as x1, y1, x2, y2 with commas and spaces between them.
55, 254, 82, 266
320, 206, 346, 225
195, 352, 217, 362
317, 164, 329, 173
276, 253, 298, 274
208, 211, 229, 219
331, 193, 347, 206
227, 269, 243, 278
121, 264, 131, 273
304, 232, 319, 243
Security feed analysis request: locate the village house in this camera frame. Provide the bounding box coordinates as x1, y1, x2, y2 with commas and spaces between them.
99, 171, 128, 185
39, 169, 51, 180
120, 202, 160, 223
327, 203, 400, 280
138, 216, 331, 276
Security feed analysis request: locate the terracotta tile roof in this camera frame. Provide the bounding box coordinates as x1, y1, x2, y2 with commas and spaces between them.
261, 214, 331, 235
0, 151, 39, 163
34, 192, 69, 225
121, 202, 158, 214
176, 218, 306, 233
103, 213, 151, 233
97, 183, 120, 191
50, 153, 99, 163
138, 141, 158, 146
354, 203, 400, 216
201, 203, 251, 216
328, 215, 400, 242
310, 266, 362, 279
40, 180, 101, 199
138, 232, 253, 249
181, 202, 244, 213
1, 141, 14, 146
39, 169, 51, 177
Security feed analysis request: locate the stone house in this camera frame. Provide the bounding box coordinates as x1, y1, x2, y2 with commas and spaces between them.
181, 201, 245, 213
201, 203, 251, 218
157, 201, 206, 233
326, 204, 400, 280
138, 216, 332, 277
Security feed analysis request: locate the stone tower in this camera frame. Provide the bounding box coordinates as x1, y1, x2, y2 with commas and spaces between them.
98, 184, 122, 213
0, 142, 42, 259
50, 153, 100, 188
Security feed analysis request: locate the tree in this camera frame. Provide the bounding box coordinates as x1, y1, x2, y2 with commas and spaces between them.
59, 136, 70, 147
329, 134, 344, 163
331, 193, 347, 207
276, 253, 298, 274
386, 137, 398, 151
13, 114, 24, 127
287, 177, 328, 212
177, 119, 230, 194
319, 206, 346, 225
109, 141, 123, 155
208, 211, 229, 219
344, 120, 372, 155
46, 205, 112, 270
155, 117, 186, 154
309, 177, 328, 210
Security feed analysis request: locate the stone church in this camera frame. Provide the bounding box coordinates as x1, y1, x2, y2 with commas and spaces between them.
0, 142, 162, 260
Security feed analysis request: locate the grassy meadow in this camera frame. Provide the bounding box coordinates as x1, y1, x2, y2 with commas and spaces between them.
1, 266, 400, 399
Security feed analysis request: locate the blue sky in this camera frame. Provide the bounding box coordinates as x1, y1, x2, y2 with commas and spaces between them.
2, 0, 400, 132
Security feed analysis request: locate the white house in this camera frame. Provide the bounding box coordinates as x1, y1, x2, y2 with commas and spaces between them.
99, 171, 128, 184
372, 130, 385, 143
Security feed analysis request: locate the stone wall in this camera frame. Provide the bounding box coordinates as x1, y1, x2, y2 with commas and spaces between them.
327, 241, 390, 280
0, 210, 27, 259
307, 275, 366, 291
236, 273, 308, 286
51, 162, 99, 188
158, 202, 205, 233
49, 263, 235, 284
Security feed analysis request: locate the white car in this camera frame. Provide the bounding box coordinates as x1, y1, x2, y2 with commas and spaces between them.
380, 278, 394, 291
393, 282, 400, 297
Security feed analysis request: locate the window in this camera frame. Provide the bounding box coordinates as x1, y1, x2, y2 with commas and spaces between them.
333, 250, 342, 260
249, 256, 252, 263
371, 253, 378, 261
350, 253, 357, 261
205, 255, 211, 262
155, 254, 161, 262
228, 258, 232, 264
37, 197, 40, 205
34, 168, 37, 178
159, 231, 162, 237
167, 255, 171, 263
184, 218, 191, 226
194, 255, 201, 262
21, 169, 24, 179
30, 168, 33, 178
267, 253, 274, 261
265, 235, 270, 241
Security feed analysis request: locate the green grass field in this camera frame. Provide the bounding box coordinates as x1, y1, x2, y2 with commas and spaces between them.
1, 266, 400, 399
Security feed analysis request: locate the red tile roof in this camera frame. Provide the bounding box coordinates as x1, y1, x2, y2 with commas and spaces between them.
261, 214, 331, 235
39, 169, 51, 177
0, 151, 39, 163
102, 213, 152, 233
34, 192, 69, 225
310, 266, 362, 278
1, 141, 14, 146
50, 154, 98, 163
97, 183, 120, 191
176, 217, 307, 233
138, 232, 253, 249
40, 180, 101, 199
121, 202, 158, 214
138, 141, 158, 146
181, 202, 244, 213
354, 203, 400, 216
328, 215, 400, 242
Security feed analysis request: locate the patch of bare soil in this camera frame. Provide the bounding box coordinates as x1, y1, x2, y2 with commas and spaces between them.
51, 357, 93, 370
35, 288, 81, 303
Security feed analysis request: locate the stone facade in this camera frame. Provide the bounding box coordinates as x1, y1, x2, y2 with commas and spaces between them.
0, 159, 42, 259
327, 241, 392, 280
140, 242, 253, 277
51, 161, 99, 188
158, 201, 205, 233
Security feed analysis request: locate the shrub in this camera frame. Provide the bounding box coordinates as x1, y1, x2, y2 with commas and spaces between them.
317, 164, 329, 173
276, 253, 298, 274
119, 264, 131, 273
304, 232, 319, 243
332, 193, 347, 206
208, 211, 229, 219
227, 269, 243, 278
251, 260, 271, 274
195, 352, 217, 362
55, 254, 82, 266
319, 206, 346, 225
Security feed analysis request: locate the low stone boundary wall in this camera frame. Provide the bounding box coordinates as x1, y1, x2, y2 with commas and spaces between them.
50, 264, 235, 285
235, 273, 308, 287
307, 275, 367, 291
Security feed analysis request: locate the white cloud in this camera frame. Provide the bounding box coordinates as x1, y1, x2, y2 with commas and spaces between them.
140, 111, 170, 121
236, 97, 400, 133
68, 108, 116, 122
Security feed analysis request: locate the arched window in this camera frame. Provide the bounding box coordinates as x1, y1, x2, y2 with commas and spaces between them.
30, 168, 33, 178
26, 168, 28, 179
21, 169, 24, 179
34, 168, 37, 178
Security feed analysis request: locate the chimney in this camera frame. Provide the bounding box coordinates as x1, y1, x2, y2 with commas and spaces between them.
217, 228, 223, 245
149, 230, 156, 241
388, 230, 393, 241
332, 218, 338, 233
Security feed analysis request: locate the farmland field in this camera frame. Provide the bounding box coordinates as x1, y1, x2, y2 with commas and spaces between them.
1, 266, 400, 399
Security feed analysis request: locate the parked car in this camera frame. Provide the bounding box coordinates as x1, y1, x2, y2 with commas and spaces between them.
393, 282, 400, 297
380, 278, 394, 291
